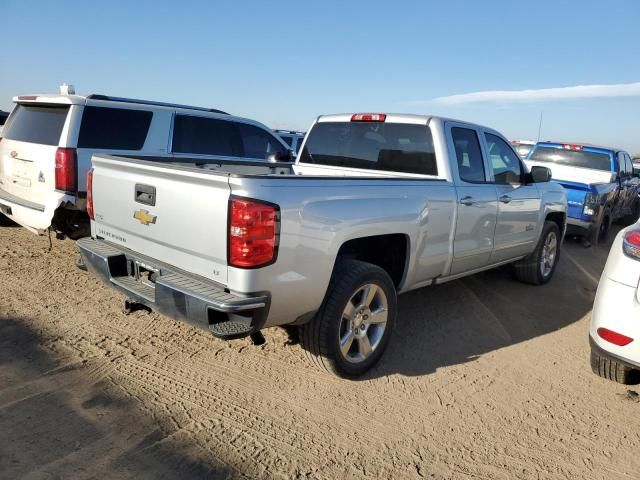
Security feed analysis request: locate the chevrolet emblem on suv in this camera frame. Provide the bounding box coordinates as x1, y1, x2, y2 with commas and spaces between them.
133, 209, 157, 226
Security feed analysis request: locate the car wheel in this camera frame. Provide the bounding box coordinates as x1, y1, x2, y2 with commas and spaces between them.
590, 349, 639, 384
514, 221, 560, 285
300, 259, 397, 378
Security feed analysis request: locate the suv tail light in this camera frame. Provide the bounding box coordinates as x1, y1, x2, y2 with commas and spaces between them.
86, 168, 94, 220
229, 198, 279, 268
351, 113, 386, 122
55, 147, 77, 192
623, 229, 640, 260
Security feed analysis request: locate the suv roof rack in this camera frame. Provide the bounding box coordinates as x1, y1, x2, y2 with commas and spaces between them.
86, 94, 229, 114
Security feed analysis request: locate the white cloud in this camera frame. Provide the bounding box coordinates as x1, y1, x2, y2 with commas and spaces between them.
417, 81, 640, 106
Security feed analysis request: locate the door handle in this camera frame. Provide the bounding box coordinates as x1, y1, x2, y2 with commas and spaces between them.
499, 195, 512, 204
134, 184, 156, 206
459, 196, 474, 206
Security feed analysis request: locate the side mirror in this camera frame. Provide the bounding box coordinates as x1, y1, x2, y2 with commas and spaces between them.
265, 149, 294, 163
530, 165, 551, 183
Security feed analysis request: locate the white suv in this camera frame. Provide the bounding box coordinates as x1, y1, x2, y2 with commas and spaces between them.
0, 88, 290, 237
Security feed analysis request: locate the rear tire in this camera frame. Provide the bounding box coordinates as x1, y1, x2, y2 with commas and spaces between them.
590, 349, 639, 384
299, 259, 397, 378
514, 221, 560, 285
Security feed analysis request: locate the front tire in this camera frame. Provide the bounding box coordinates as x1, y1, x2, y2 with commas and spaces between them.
589, 214, 611, 247
514, 221, 561, 285
300, 259, 397, 378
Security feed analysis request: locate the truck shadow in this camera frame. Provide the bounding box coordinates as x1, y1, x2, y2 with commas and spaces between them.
364, 228, 620, 379
0, 317, 232, 479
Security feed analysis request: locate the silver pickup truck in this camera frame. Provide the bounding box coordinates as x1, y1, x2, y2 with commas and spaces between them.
78, 113, 567, 377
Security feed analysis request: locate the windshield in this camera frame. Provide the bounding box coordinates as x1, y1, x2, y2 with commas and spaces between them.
3, 104, 70, 146
299, 121, 438, 175
529, 145, 611, 171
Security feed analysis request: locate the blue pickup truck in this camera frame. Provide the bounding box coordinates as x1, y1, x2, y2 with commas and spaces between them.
526, 142, 640, 246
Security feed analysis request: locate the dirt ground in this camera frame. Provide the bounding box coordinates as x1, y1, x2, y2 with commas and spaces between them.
1, 224, 639, 480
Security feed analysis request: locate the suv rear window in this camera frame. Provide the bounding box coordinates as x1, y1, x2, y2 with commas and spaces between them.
78, 106, 152, 150
299, 122, 438, 175
529, 146, 611, 171
3, 104, 70, 146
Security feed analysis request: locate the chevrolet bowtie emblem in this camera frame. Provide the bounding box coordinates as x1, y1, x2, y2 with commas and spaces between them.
133, 209, 157, 226
10, 151, 18, 158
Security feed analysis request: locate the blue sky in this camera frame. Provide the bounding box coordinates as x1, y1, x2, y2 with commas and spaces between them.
1, 0, 639, 153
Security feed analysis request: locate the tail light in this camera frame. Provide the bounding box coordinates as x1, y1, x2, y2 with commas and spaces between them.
623, 229, 640, 260
54, 147, 77, 192
351, 113, 386, 122
229, 198, 279, 268
86, 168, 94, 220
597, 327, 633, 346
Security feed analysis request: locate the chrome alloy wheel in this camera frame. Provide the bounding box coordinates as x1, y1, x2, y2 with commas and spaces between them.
540, 231, 558, 278
338, 283, 388, 363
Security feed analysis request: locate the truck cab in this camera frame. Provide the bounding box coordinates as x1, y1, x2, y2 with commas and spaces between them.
526, 142, 639, 245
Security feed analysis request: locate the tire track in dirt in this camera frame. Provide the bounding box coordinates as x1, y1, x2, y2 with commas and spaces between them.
3, 227, 640, 479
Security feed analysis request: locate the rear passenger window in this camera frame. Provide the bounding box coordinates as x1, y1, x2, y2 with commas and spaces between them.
452, 127, 485, 183
78, 106, 152, 150
237, 123, 286, 159
172, 115, 241, 156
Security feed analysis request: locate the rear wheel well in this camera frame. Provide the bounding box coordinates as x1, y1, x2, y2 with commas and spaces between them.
335, 234, 408, 289
545, 212, 566, 236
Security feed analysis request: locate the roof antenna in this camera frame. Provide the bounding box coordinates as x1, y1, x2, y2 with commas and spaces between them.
537, 111, 543, 142
60, 83, 75, 95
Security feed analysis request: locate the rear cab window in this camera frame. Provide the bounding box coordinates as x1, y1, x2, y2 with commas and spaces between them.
529, 145, 612, 172
78, 106, 152, 150
299, 121, 438, 175
3, 104, 70, 145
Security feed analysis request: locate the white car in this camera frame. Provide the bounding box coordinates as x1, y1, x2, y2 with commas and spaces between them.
590, 221, 640, 383
0, 85, 290, 238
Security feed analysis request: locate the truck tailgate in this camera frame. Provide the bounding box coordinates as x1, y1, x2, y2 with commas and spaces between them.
90, 155, 230, 285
